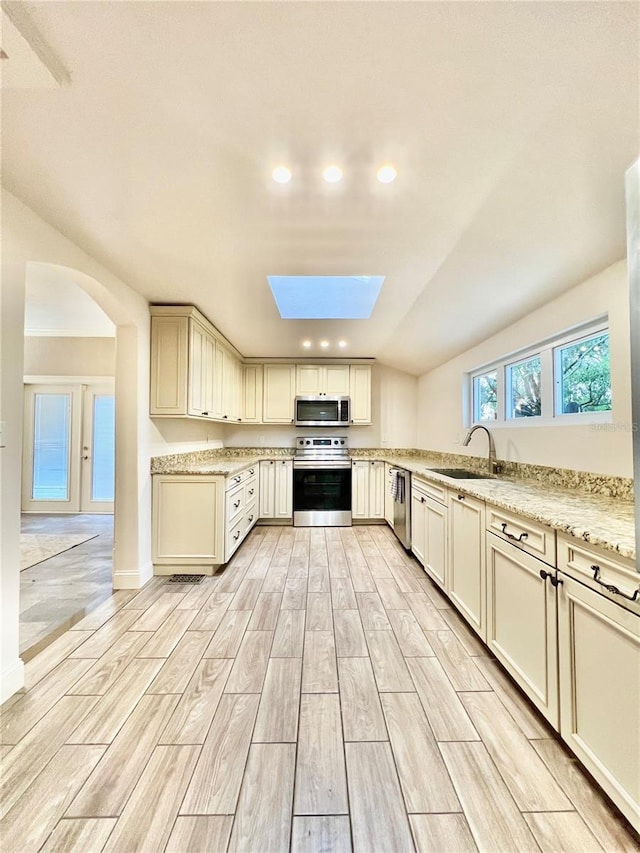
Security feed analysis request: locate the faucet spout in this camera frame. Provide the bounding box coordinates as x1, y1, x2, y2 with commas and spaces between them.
462, 424, 498, 475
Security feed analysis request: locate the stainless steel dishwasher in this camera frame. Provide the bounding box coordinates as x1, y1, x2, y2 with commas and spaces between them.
389, 467, 411, 549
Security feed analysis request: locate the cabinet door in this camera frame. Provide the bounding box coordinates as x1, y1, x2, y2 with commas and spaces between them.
296, 365, 322, 396
263, 365, 296, 423
352, 461, 370, 519
259, 460, 276, 518
212, 340, 226, 419
448, 491, 486, 640
152, 475, 224, 565
424, 496, 447, 590
243, 365, 263, 423
369, 461, 385, 519
411, 490, 426, 565
222, 347, 238, 421
558, 574, 640, 832
203, 333, 216, 417
325, 365, 350, 395
486, 532, 558, 727
274, 460, 293, 518
349, 365, 371, 424
384, 464, 394, 525
150, 316, 189, 416
187, 321, 207, 416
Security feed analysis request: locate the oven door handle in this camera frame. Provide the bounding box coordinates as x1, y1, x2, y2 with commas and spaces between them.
293, 460, 352, 469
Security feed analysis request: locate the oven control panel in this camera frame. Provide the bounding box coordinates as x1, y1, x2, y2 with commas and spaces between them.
296, 436, 347, 449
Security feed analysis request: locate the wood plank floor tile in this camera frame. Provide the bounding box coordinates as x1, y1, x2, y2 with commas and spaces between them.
427, 631, 491, 691
308, 562, 331, 593
363, 553, 394, 578
282, 578, 308, 609
346, 741, 415, 853
387, 609, 435, 657
68, 631, 154, 695
327, 541, 349, 578
356, 592, 391, 630
302, 630, 338, 692
1, 657, 94, 744
69, 609, 144, 657
419, 577, 454, 610
381, 692, 461, 813
388, 564, 425, 594
229, 577, 264, 611
39, 818, 117, 852
128, 591, 185, 631
289, 542, 310, 578
460, 691, 572, 811
68, 658, 165, 744
404, 593, 449, 631
121, 580, 167, 612
0, 695, 98, 819
66, 694, 179, 817
189, 592, 235, 630
180, 693, 260, 815
365, 630, 414, 692
334, 609, 368, 657
102, 745, 199, 852
294, 693, 348, 815
214, 565, 250, 594
331, 577, 358, 609
474, 657, 550, 740
176, 577, 221, 610
228, 743, 296, 853
348, 560, 377, 593
0, 745, 105, 852
271, 609, 306, 657
160, 658, 233, 744
441, 607, 490, 657
374, 577, 408, 610
409, 814, 478, 853
306, 593, 333, 630
247, 592, 282, 630
224, 630, 273, 693
523, 811, 605, 852
407, 657, 478, 741
253, 657, 302, 742
71, 589, 139, 626
146, 630, 213, 694
532, 739, 640, 853
291, 816, 352, 853
23, 629, 95, 689
165, 816, 233, 853
262, 563, 290, 593
338, 657, 388, 742
203, 609, 252, 658
439, 741, 539, 852
136, 608, 198, 657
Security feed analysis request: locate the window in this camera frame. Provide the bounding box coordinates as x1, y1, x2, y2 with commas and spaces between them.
468, 320, 611, 426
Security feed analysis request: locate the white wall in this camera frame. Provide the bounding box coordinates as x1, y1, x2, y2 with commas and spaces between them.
416, 261, 633, 476
24, 335, 116, 376
1, 189, 153, 701
224, 363, 418, 449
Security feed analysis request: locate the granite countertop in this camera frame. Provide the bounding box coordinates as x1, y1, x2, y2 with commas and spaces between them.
151, 448, 636, 563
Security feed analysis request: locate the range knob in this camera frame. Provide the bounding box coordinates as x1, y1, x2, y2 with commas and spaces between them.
340, 439, 345, 445
305, 439, 311, 445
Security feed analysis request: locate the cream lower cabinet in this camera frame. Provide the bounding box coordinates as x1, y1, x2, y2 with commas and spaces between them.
411, 476, 447, 590
486, 531, 559, 727
352, 460, 384, 521
384, 463, 394, 525
152, 475, 225, 573
259, 460, 293, 520
448, 491, 486, 640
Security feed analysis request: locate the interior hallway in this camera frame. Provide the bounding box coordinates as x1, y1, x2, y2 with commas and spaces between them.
1, 525, 637, 852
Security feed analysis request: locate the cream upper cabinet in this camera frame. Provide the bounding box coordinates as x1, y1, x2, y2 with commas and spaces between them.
242, 365, 263, 423
150, 315, 189, 416
448, 490, 486, 640
188, 320, 217, 418
352, 460, 384, 520
221, 347, 242, 422
349, 364, 372, 424
263, 365, 296, 423
296, 364, 350, 396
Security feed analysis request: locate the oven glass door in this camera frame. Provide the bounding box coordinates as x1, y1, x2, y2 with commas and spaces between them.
293, 466, 352, 512
296, 399, 340, 424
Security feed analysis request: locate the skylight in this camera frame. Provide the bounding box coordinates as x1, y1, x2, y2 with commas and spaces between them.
267, 275, 384, 319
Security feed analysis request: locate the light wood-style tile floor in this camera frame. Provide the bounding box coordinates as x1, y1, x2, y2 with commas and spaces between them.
2, 525, 638, 852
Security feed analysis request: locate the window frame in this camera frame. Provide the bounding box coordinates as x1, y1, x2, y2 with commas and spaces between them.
466, 319, 612, 429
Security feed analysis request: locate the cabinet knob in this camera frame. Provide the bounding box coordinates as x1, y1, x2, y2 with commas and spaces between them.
202, 411, 208, 416
223, 415, 228, 419
457, 494, 465, 501
539, 570, 552, 581
234, 531, 241, 541
421, 496, 425, 503
248, 488, 254, 495
234, 499, 241, 509
248, 515, 254, 522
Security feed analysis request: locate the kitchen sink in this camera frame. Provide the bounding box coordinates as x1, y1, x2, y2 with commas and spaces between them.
428, 468, 491, 479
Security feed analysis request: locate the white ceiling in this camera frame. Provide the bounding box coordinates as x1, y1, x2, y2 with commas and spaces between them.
2, 2, 637, 375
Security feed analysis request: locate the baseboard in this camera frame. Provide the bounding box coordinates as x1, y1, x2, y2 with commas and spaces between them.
112, 560, 154, 589
1, 657, 25, 703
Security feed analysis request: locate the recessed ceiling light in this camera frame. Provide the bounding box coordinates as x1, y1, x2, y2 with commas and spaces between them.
323, 165, 343, 183
302, 340, 312, 348
338, 340, 347, 348
272, 166, 292, 184
320, 340, 330, 349
377, 165, 397, 184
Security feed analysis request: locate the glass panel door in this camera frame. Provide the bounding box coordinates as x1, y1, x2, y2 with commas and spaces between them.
81, 386, 115, 512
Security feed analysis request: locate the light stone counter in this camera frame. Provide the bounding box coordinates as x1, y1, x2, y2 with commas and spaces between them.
151, 449, 294, 476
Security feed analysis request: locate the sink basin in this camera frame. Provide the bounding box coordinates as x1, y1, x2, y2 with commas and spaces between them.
428, 468, 491, 479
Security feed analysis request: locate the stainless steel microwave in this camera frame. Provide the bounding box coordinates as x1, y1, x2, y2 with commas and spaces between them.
294, 396, 351, 427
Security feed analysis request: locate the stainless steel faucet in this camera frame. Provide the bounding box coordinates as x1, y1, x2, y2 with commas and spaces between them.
462, 424, 499, 475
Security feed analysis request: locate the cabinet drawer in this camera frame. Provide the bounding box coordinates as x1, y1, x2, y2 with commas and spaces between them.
244, 476, 258, 503
244, 500, 258, 533
487, 505, 556, 567
412, 475, 447, 505
558, 534, 639, 610
226, 483, 244, 523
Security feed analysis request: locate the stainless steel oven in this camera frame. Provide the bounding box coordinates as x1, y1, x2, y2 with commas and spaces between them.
293, 436, 352, 526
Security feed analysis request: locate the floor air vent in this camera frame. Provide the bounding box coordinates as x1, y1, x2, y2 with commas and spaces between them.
167, 574, 204, 584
